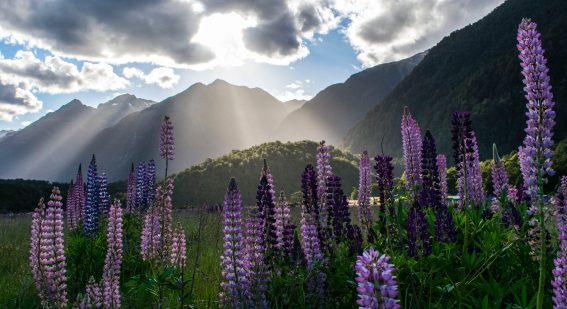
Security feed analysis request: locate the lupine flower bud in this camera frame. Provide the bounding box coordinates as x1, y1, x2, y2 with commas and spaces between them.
102, 199, 123, 308
401, 106, 422, 193
74, 164, 85, 226
66, 181, 77, 230
355, 248, 400, 309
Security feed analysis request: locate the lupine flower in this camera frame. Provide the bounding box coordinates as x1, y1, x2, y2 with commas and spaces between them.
243, 207, 267, 308
73, 164, 85, 227
467, 134, 484, 205
375, 154, 395, 237
147, 159, 157, 206
160, 115, 175, 161
170, 224, 187, 269
407, 200, 431, 258
126, 163, 136, 213
358, 151, 373, 233
452, 112, 474, 207
66, 181, 77, 230
354, 248, 400, 309
257, 160, 277, 257
401, 106, 422, 193
98, 173, 110, 218
552, 187, 567, 308
420, 131, 455, 242
316, 140, 333, 226
220, 178, 248, 308
135, 161, 147, 210
75, 276, 102, 309
562, 176, 567, 197
161, 177, 174, 255
102, 199, 123, 308
34, 187, 68, 307
326, 175, 351, 242
274, 191, 294, 258
140, 186, 162, 261
84, 155, 100, 236
517, 18, 556, 205
491, 144, 510, 213
436, 155, 448, 205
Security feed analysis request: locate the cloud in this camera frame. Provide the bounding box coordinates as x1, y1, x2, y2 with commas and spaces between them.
21, 120, 31, 126
277, 79, 313, 101
0, 80, 42, 121
122, 67, 180, 89
0, 51, 129, 93
333, 0, 505, 66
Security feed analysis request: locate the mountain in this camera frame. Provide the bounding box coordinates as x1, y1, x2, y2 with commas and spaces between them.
282, 99, 306, 113
172, 140, 358, 206
74, 79, 300, 181
344, 0, 567, 161
0, 129, 15, 142
0, 95, 155, 180
277, 52, 425, 144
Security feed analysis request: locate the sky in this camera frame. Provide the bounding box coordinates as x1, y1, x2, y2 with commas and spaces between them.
0, 0, 504, 131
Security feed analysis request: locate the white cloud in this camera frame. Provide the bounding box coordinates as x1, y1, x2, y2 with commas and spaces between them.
0, 80, 42, 121
277, 79, 314, 101
21, 120, 31, 126
122, 67, 180, 89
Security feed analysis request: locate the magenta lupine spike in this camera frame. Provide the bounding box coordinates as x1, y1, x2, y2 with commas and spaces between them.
355, 248, 400, 309
140, 186, 162, 261
102, 199, 123, 308
316, 140, 333, 226
33, 187, 67, 308
518, 18, 556, 203
358, 151, 373, 233
457, 133, 484, 208
74, 164, 85, 226
161, 177, 174, 254
170, 224, 187, 269
126, 163, 136, 213
220, 178, 248, 308
436, 155, 448, 205
552, 190, 567, 307
66, 181, 77, 230
160, 115, 175, 179
243, 207, 267, 308
401, 106, 422, 194
274, 191, 293, 257
75, 276, 102, 309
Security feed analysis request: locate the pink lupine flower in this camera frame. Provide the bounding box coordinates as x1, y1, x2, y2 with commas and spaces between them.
102, 199, 123, 308
170, 224, 187, 268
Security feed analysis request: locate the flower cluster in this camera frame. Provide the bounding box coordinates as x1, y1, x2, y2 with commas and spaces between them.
401, 106, 422, 193
140, 186, 162, 261
257, 162, 277, 257
326, 175, 351, 242
355, 248, 400, 309
407, 200, 431, 258
170, 224, 187, 269
316, 140, 333, 226
66, 181, 77, 230
436, 155, 448, 205
161, 177, 174, 255
84, 155, 100, 236
375, 154, 394, 236
146, 159, 157, 206
75, 276, 102, 308
126, 163, 136, 213
243, 207, 267, 307
358, 151, 373, 233
98, 172, 109, 218
274, 191, 294, 258
160, 115, 175, 161
135, 161, 147, 210
102, 199, 123, 308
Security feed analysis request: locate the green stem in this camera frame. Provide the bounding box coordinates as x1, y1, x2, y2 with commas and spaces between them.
536, 166, 546, 309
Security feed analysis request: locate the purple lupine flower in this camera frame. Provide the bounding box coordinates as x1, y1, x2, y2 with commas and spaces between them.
161, 177, 174, 255
35, 187, 68, 308
160, 115, 175, 178
375, 154, 395, 236
84, 155, 100, 236
452, 112, 474, 208
135, 161, 147, 211
552, 188, 567, 308
407, 200, 431, 258
220, 178, 248, 308
126, 163, 136, 213
66, 181, 77, 230
316, 140, 333, 227
257, 160, 277, 258
170, 224, 187, 269
73, 164, 85, 227
102, 199, 123, 308
492, 144, 509, 198
468, 134, 484, 205
75, 276, 102, 309
517, 18, 556, 204
30, 198, 47, 303
140, 186, 162, 261
420, 130, 455, 242
326, 175, 351, 242
562, 176, 567, 197
358, 151, 373, 233
146, 159, 157, 207
243, 207, 267, 308
436, 155, 448, 205
354, 248, 400, 309
401, 106, 422, 193
98, 173, 110, 218
274, 191, 294, 258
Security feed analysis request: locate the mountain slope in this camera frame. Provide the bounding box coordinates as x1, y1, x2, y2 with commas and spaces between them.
172, 140, 358, 206
0, 95, 155, 180
277, 52, 425, 144
75, 80, 299, 181
344, 0, 567, 160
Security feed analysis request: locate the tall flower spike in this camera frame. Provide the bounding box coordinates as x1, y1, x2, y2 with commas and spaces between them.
98, 173, 110, 218
316, 140, 333, 227
146, 159, 157, 207
355, 248, 400, 309
491, 144, 510, 212
243, 207, 267, 308
358, 151, 373, 234
30, 198, 47, 303
220, 178, 247, 308
75, 276, 102, 308
73, 164, 85, 227
452, 112, 474, 208
160, 115, 175, 178
126, 163, 136, 213
140, 186, 162, 261
84, 155, 100, 236
375, 154, 395, 236
66, 181, 77, 230
401, 106, 422, 194
257, 160, 277, 258
326, 175, 351, 242
162, 177, 174, 256
436, 155, 448, 206
274, 191, 293, 258
103, 199, 123, 308
552, 187, 567, 308
407, 200, 431, 257
170, 224, 187, 269
468, 134, 484, 206
135, 161, 147, 211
